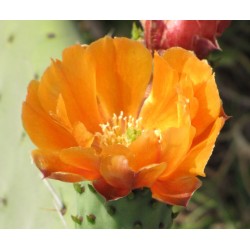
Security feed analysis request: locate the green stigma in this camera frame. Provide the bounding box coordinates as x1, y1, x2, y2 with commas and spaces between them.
126, 127, 142, 143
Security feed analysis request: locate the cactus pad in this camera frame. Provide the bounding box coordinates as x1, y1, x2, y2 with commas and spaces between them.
72, 182, 173, 229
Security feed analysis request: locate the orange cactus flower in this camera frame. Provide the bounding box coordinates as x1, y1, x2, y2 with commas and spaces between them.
22, 37, 227, 206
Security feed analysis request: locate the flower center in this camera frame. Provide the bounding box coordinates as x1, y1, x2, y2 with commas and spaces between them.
96, 111, 143, 147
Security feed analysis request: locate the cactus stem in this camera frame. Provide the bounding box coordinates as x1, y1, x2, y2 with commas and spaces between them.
106, 205, 116, 216
86, 214, 96, 224
71, 215, 83, 225
133, 221, 142, 229
73, 183, 85, 194
88, 184, 97, 194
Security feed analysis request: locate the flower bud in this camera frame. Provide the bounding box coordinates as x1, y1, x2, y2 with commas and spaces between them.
141, 20, 231, 58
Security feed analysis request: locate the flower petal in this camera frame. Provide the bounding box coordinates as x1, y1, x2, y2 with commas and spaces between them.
113, 37, 152, 116
160, 125, 196, 178
93, 178, 131, 201
140, 53, 180, 130
87, 36, 152, 118
48, 94, 73, 133
163, 47, 221, 137
47, 172, 85, 182
101, 144, 134, 161
59, 44, 104, 132
22, 81, 77, 150
191, 74, 222, 136
178, 117, 226, 177
134, 163, 167, 188
32, 149, 99, 181
72, 122, 94, 148
37, 59, 86, 128
55, 94, 72, 131
99, 155, 135, 190
151, 176, 202, 206
177, 74, 199, 120
59, 147, 100, 179
85, 37, 119, 118
163, 47, 212, 84
37, 63, 61, 115
129, 130, 160, 171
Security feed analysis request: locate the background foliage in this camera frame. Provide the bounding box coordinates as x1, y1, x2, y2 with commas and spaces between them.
0, 20, 249, 228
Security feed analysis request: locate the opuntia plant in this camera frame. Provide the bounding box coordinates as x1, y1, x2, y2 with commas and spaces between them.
1, 20, 227, 229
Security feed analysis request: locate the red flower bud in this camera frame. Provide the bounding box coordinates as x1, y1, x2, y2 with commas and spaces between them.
141, 20, 231, 58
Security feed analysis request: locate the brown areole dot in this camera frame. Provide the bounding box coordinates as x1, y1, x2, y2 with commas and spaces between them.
71, 215, 83, 225
86, 214, 96, 224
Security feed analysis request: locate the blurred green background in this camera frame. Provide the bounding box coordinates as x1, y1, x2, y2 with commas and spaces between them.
0, 20, 249, 229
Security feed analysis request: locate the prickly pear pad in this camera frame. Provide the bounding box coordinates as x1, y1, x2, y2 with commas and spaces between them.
72, 182, 173, 229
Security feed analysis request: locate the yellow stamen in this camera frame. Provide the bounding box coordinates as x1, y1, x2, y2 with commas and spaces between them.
96, 112, 143, 147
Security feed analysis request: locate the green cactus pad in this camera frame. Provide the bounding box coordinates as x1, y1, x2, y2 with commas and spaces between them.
0, 21, 84, 228
72, 182, 173, 229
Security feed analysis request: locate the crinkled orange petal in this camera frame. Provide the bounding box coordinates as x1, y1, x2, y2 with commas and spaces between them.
163, 47, 222, 136
163, 47, 212, 85
181, 56, 212, 88
93, 178, 131, 201
177, 74, 199, 120
22, 81, 77, 150
48, 172, 85, 182
101, 144, 130, 156
151, 176, 202, 206
59, 147, 100, 179
55, 94, 72, 131
140, 53, 180, 130
85, 37, 120, 118
59, 44, 103, 132
100, 155, 135, 190
162, 47, 194, 72
129, 130, 160, 171
134, 163, 167, 189
174, 117, 225, 178
87, 36, 152, 118
37, 60, 84, 127
160, 125, 196, 178
113, 37, 152, 117
101, 144, 135, 162
191, 74, 221, 137
32, 149, 99, 181
72, 122, 94, 148
37, 64, 61, 115
48, 94, 73, 133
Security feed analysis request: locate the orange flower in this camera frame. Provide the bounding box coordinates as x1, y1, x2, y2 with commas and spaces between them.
22, 37, 227, 206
